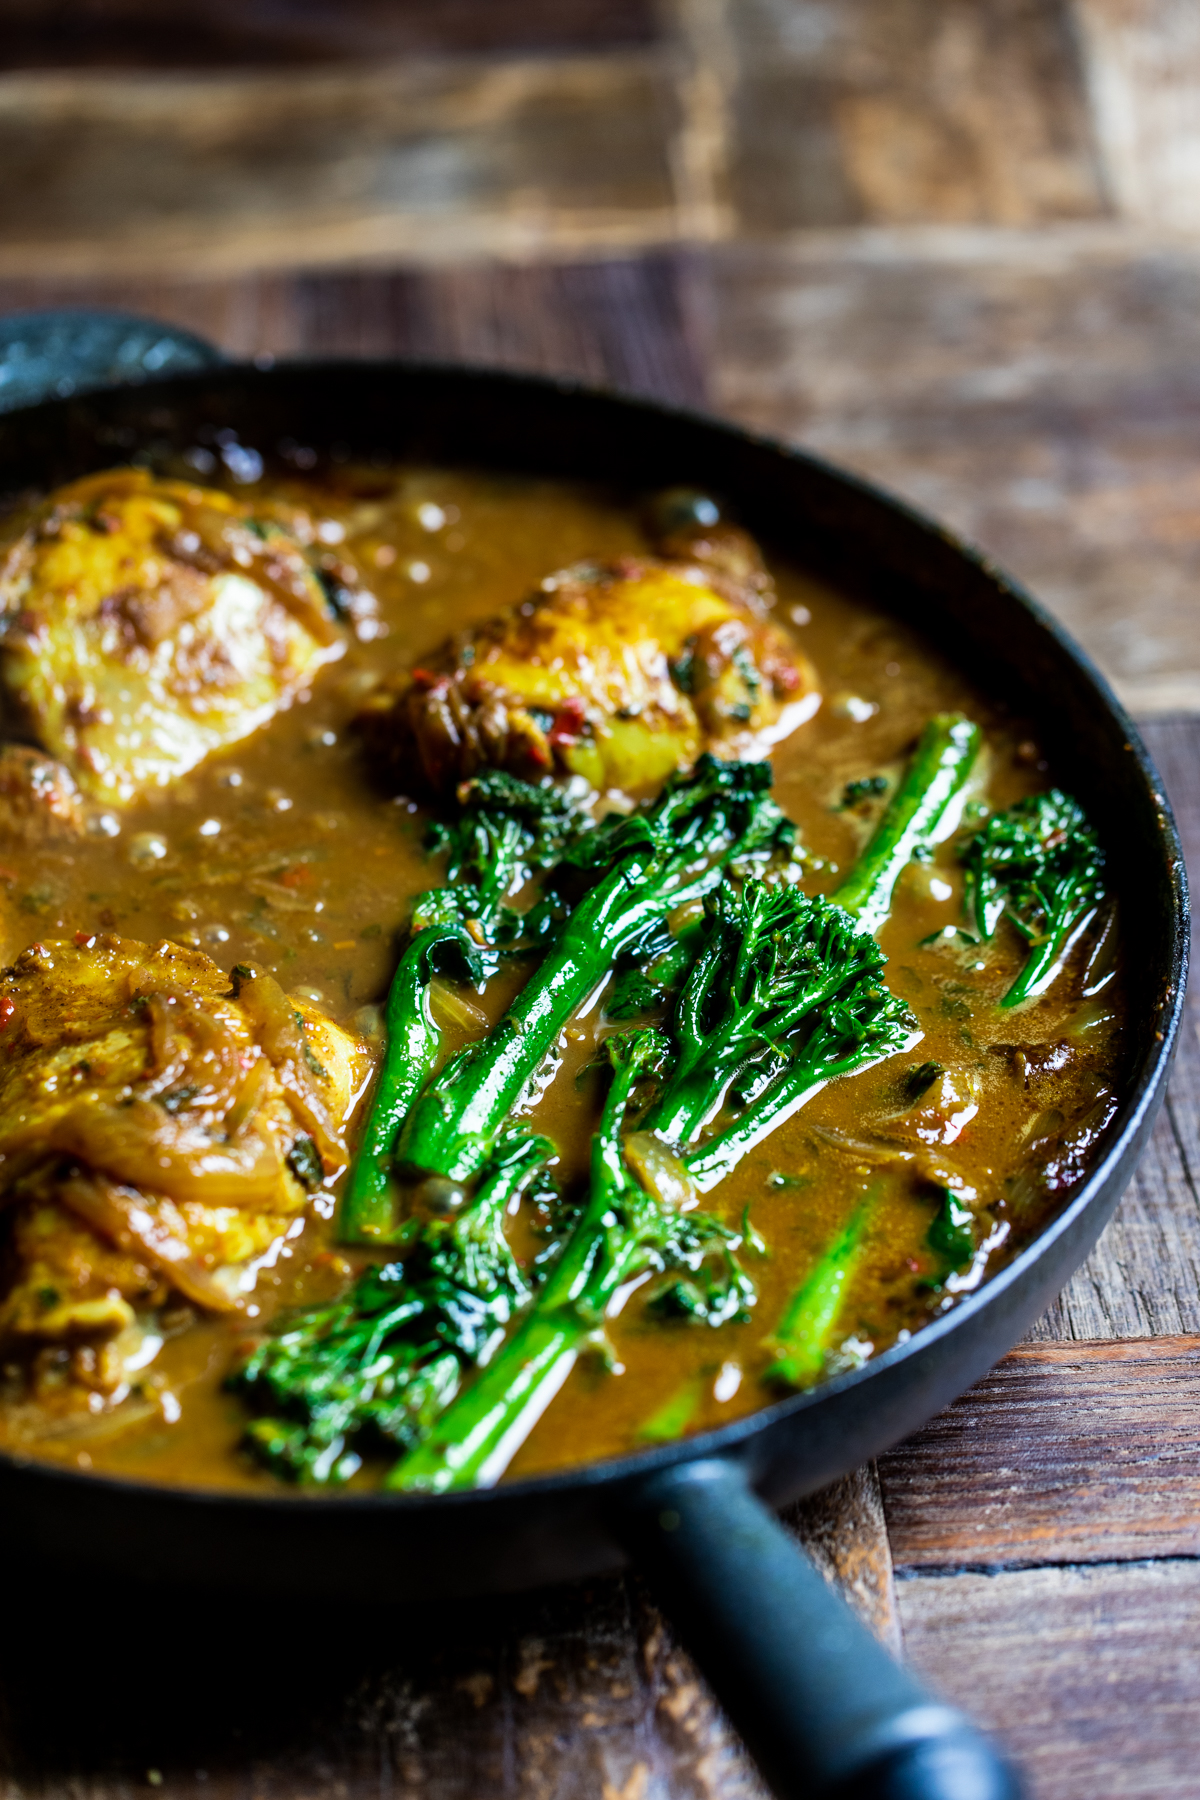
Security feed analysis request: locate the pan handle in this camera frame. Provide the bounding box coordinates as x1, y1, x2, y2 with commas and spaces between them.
0, 309, 222, 413
618, 1457, 1020, 1800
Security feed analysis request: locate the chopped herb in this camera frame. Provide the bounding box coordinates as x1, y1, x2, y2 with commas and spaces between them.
286, 1134, 324, 1191
837, 774, 889, 811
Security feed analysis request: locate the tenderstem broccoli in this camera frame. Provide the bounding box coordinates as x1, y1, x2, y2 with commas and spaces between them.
244, 713, 981, 1482
385, 719, 982, 1490
764, 1191, 873, 1387
388, 1030, 756, 1493
339, 773, 590, 1244
232, 1129, 553, 1480
338, 907, 480, 1244
642, 883, 915, 1167
957, 788, 1106, 1007
678, 902, 916, 1192
831, 713, 981, 933
425, 769, 592, 952
398, 755, 792, 1185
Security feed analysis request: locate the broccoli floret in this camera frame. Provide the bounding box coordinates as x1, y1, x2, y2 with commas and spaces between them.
958, 788, 1105, 1006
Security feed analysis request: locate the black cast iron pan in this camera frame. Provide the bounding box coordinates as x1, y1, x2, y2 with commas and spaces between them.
0, 317, 1187, 1800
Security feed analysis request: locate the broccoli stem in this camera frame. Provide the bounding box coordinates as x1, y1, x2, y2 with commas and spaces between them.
957, 788, 1106, 1008
682, 1004, 913, 1194
388, 1030, 751, 1493
1000, 890, 1097, 1007
237, 1130, 553, 1481
831, 713, 981, 935
338, 916, 478, 1244
638, 1377, 704, 1442
398, 758, 788, 1185
764, 1194, 873, 1387
388, 1030, 659, 1492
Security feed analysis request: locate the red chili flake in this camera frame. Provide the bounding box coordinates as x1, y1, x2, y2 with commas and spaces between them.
278, 865, 312, 889
75, 930, 97, 949
548, 697, 589, 751
0, 996, 14, 1030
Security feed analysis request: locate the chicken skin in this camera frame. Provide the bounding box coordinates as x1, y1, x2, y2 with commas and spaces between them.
0, 936, 368, 1389
357, 506, 819, 796
0, 468, 343, 803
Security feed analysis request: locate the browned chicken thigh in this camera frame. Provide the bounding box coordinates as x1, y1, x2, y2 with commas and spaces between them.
358, 498, 819, 796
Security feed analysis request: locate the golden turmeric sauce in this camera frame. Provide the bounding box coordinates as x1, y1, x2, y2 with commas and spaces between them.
0, 464, 1123, 1489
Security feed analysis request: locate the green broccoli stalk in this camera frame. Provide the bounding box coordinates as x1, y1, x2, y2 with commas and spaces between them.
339, 773, 590, 1243
764, 1196, 872, 1387
387, 1030, 756, 1494
958, 788, 1106, 1007
831, 713, 981, 933
233, 1130, 554, 1481
338, 905, 481, 1244
398, 755, 792, 1185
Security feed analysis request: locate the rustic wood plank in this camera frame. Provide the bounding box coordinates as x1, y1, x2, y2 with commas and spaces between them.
898, 1559, 1200, 1800
1074, 0, 1200, 230
0, 255, 714, 410
881, 1335, 1200, 1568
291, 257, 713, 406
0, 1565, 765, 1800
0, 54, 685, 278
711, 229, 1200, 714
0, 1519, 900, 1800
787, 1464, 903, 1653
721, 0, 1105, 232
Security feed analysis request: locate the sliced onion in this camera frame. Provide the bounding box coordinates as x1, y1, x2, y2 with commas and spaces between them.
624, 1132, 698, 1213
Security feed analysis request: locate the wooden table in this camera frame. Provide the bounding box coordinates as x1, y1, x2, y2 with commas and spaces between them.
1, 254, 1197, 1800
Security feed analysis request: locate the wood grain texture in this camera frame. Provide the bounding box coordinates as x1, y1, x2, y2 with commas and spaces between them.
0, 1505, 898, 1800
881, 1336, 1200, 1568
899, 1559, 1200, 1800
0, 1566, 765, 1800
787, 1463, 903, 1653
1075, 0, 1200, 230
0, 255, 714, 410
721, 0, 1105, 231
1028, 716, 1200, 1342
712, 231, 1200, 714
0, 54, 684, 277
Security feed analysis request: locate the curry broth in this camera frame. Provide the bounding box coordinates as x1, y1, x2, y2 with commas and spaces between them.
0, 464, 1123, 1488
